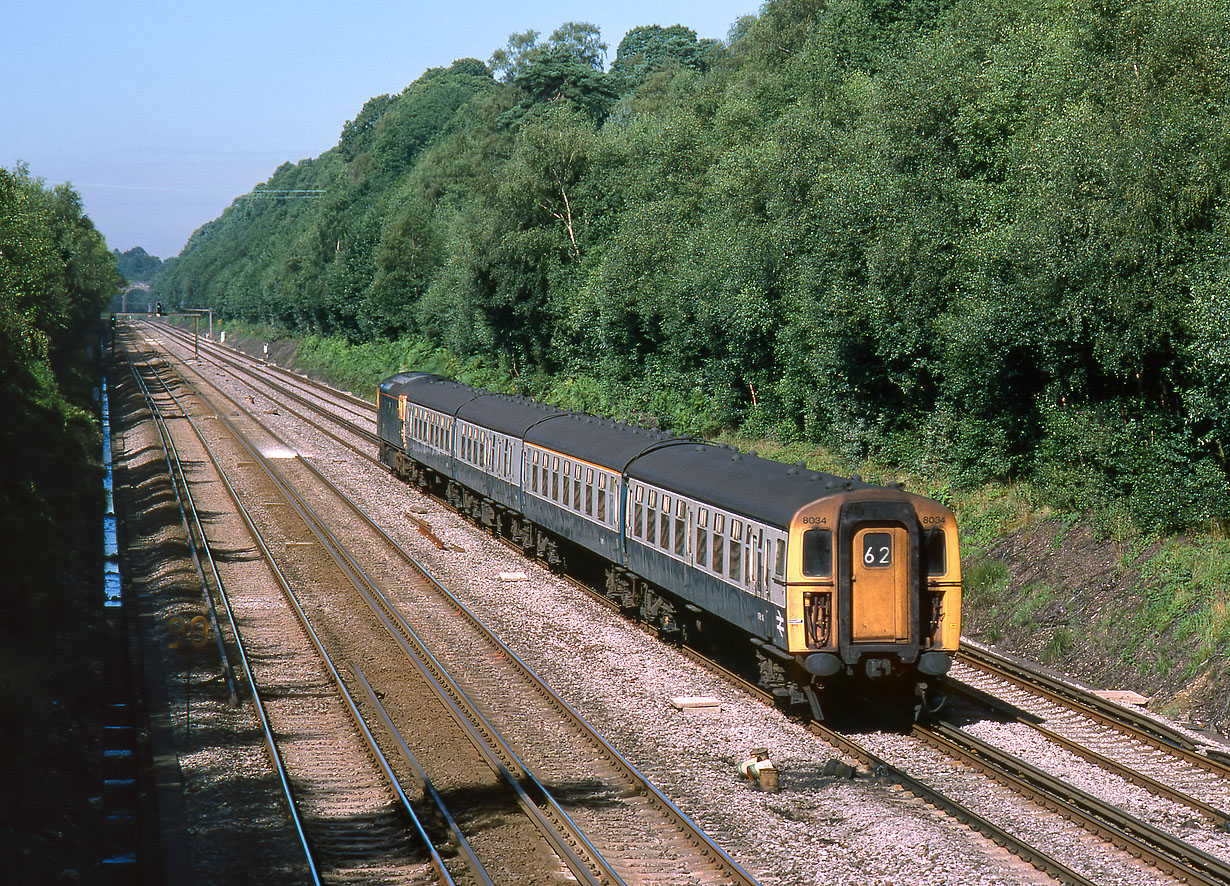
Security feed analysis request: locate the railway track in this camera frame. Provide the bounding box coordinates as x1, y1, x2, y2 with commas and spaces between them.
913, 719, 1230, 886
121, 323, 759, 885
139, 320, 1230, 884
124, 335, 439, 883
957, 642, 1230, 780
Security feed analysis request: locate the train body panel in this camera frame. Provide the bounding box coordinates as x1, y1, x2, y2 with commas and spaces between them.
377, 372, 962, 714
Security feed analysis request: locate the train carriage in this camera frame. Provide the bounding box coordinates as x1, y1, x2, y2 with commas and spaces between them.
378, 372, 961, 718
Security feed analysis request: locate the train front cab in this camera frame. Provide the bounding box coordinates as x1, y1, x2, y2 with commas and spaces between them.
783, 489, 961, 715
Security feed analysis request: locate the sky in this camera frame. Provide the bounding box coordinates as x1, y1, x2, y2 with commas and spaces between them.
2, 1, 758, 261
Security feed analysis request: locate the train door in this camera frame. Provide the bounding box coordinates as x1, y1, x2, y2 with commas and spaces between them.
745, 524, 762, 598
850, 526, 910, 641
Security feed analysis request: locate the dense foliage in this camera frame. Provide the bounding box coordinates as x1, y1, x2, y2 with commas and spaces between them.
154, 0, 1230, 531
113, 245, 164, 284
0, 164, 120, 779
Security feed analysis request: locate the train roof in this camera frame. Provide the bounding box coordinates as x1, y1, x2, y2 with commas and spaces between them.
381, 373, 880, 527
379, 372, 449, 397
629, 443, 875, 528
383, 374, 569, 437
524, 412, 678, 469
457, 394, 567, 437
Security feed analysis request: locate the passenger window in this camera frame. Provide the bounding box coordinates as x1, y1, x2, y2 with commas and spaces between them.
633, 500, 643, 537
660, 508, 670, 549
675, 515, 686, 557
598, 488, 606, 522
646, 505, 656, 544
802, 529, 833, 577
696, 527, 708, 566
924, 529, 947, 576
730, 538, 741, 580
775, 540, 787, 578
713, 532, 724, 573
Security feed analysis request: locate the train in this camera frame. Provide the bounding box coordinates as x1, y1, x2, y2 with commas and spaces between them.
377, 372, 962, 719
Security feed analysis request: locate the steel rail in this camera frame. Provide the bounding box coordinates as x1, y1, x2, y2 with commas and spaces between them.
121, 341, 323, 886
958, 643, 1230, 781
947, 680, 1230, 825
915, 720, 1230, 886
347, 662, 491, 885
166, 359, 621, 886
659, 645, 1101, 886
141, 348, 459, 884
152, 319, 377, 421
164, 334, 762, 886
125, 353, 239, 705
153, 320, 386, 462
297, 452, 764, 886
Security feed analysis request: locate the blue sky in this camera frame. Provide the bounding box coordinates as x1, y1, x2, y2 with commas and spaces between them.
2, 1, 758, 261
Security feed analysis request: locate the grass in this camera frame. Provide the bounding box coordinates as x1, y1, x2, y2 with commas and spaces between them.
1132, 538, 1230, 678
1041, 628, 1075, 665
963, 558, 1010, 607
1009, 582, 1055, 628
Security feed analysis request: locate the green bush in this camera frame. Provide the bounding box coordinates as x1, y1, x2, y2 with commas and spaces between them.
962, 557, 1009, 608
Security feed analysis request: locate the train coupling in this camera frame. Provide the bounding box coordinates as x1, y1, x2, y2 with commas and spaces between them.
917, 681, 947, 715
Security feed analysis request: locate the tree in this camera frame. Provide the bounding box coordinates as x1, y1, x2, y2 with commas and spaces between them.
489, 30, 544, 82
490, 22, 607, 82
508, 47, 620, 123
611, 25, 715, 87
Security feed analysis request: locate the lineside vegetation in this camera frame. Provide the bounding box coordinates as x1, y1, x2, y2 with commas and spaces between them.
0, 164, 122, 823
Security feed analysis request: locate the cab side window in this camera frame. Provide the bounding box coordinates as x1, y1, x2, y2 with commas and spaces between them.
801, 529, 833, 577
